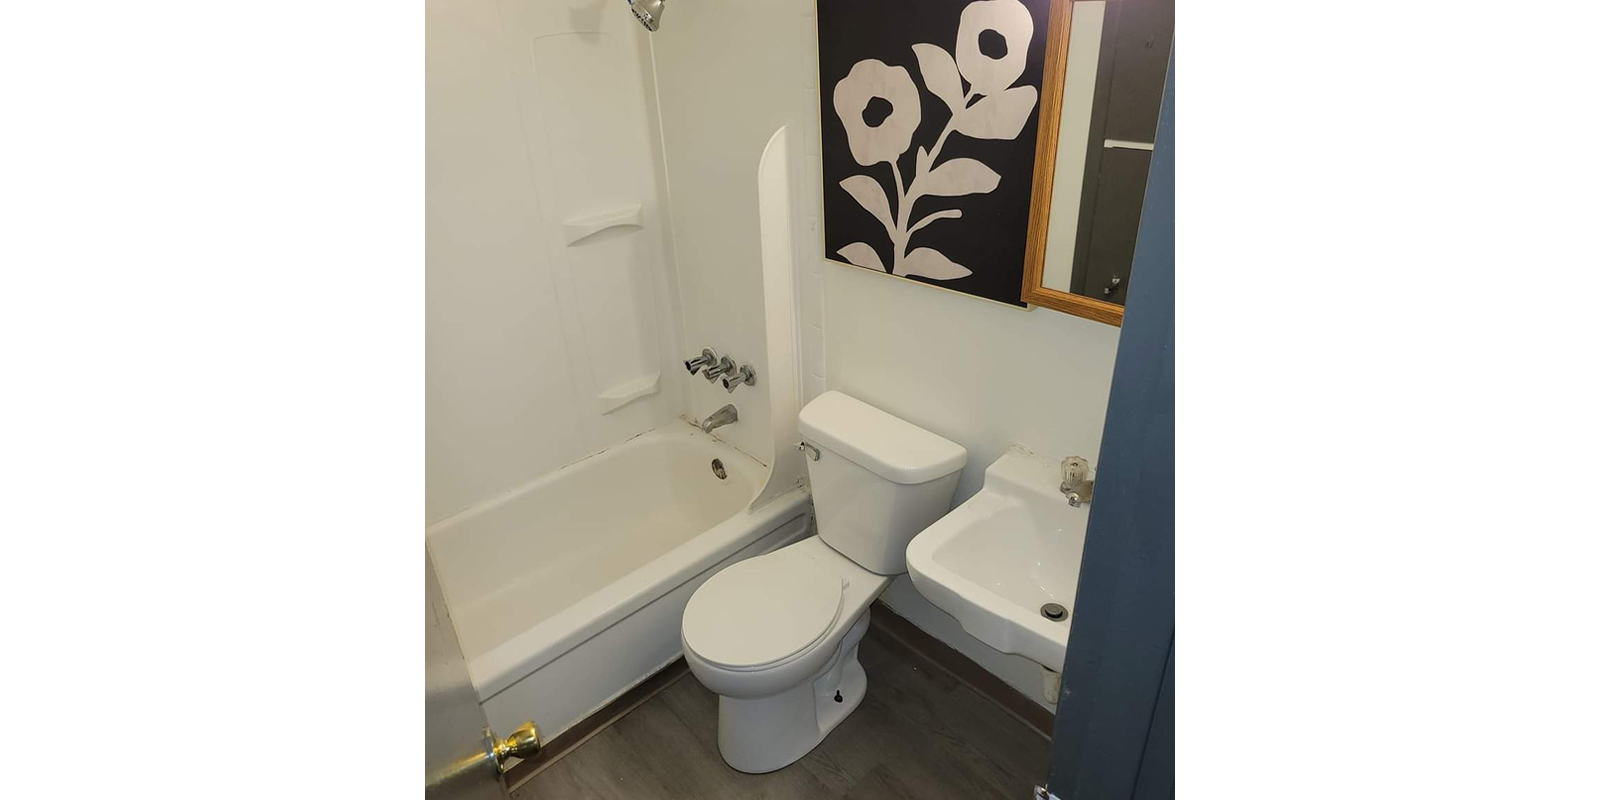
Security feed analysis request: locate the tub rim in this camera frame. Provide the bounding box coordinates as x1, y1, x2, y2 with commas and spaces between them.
466, 484, 809, 699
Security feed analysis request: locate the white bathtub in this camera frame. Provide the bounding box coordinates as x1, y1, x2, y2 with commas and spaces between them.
426, 420, 811, 741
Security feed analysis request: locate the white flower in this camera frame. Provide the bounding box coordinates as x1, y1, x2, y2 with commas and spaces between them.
955, 0, 1034, 98
832, 59, 922, 167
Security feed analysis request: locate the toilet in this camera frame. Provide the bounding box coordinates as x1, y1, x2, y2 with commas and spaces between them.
680, 391, 967, 773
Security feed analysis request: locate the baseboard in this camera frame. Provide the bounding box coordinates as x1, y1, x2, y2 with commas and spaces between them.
869, 600, 1056, 740
501, 657, 692, 792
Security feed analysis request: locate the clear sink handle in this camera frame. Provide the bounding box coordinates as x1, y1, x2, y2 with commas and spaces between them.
1060, 456, 1095, 507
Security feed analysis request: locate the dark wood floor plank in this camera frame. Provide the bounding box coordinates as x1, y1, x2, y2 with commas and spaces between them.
654, 676, 721, 755
793, 738, 856, 797
740, 755, 846, 800
868, 631, 1050, 795
821, 655, 962, 795
869, 602, 1056, 738
513, 726, 674, 800
839, 764, 925, 800
809, 692, 901, 782
514, 627, 1048, 800
937, 680, 1053, 790
609, 691, 742, 800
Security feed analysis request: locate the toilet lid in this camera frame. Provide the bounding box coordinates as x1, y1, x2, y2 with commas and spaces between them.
682, 551, 844, 671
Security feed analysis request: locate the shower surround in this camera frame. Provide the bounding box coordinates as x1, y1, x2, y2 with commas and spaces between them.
427, 0, 810, 746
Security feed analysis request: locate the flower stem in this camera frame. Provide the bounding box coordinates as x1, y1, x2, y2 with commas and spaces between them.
897, 87, 977, 267
890, 161, 908, 271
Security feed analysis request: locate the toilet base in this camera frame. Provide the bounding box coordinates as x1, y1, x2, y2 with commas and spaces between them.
715, 611, 872, 774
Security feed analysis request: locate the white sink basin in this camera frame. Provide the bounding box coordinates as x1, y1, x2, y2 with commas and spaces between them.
905, 448, 1086, 670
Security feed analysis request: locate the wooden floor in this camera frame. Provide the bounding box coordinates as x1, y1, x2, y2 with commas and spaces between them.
511, 629, 1050, 799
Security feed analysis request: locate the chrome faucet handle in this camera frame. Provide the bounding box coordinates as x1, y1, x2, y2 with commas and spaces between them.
703, 356, 734, 381
684, 348, 718, 375
721, 365, 756, 393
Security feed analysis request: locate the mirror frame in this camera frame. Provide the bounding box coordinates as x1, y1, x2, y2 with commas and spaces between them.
1021, 0, 1125, 327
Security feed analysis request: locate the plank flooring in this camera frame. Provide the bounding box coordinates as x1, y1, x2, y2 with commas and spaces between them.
511, 628, 1049, 799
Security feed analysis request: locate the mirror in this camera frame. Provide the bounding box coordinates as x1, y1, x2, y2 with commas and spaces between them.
1023, 0, 1173, 326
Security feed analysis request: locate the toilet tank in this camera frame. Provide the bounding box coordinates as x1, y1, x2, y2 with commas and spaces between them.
797, 392, 967, 575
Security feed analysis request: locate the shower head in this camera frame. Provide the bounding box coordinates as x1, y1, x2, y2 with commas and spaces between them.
628, 0, 664, 31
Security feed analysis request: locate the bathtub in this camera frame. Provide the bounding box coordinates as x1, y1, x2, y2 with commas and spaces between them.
426, 420, 812, 741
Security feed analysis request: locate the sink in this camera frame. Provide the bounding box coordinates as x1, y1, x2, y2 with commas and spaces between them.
905, 447, 1086, 670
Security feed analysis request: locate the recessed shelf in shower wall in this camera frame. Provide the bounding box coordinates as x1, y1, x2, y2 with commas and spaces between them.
595, 372, 660, 415
561, 204, 643, 246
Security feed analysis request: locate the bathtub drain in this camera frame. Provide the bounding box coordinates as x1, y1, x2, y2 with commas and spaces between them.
711, 459, 727, 480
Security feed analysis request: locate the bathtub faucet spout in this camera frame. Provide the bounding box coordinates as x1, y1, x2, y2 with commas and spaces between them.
700, 404, 738, 434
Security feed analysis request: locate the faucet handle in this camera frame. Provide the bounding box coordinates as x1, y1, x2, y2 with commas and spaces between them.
684, 348, 718, 375
1060, 456, 1095, 507
721, 365, 756, 393
703, 356, 734, 381
1061, 456, 1093, 486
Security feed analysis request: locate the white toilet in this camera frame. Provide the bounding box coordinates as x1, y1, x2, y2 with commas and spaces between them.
680, 391, 966, 773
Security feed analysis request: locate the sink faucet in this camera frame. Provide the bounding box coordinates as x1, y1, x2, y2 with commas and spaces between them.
700, 404, 738, 434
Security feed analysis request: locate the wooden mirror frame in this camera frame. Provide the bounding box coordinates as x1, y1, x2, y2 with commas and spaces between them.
1021, 0, 1125, 327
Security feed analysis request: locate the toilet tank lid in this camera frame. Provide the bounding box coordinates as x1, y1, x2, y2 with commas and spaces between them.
798, 392, 967, 485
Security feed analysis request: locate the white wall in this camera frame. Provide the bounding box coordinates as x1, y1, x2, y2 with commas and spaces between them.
647, 0, 817, 470
712, 0, 1123, 707
426, 0, 687, 523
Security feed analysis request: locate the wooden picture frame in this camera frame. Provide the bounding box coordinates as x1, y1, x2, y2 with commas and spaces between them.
1021, 0, 1125, 327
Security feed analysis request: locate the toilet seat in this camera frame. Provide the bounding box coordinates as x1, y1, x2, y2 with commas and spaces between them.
682, 550, 844, 671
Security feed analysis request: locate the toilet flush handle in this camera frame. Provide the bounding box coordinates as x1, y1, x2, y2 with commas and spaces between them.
796, 441, 821, 461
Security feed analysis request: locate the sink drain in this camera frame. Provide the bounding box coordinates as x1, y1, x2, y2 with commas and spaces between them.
710, 458, 727, 480
1040, 603, 1067, 621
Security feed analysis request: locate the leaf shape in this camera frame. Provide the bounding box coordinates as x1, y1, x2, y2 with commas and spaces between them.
839, 175, 894, 234
916, 146, 931, 178
916, 158, 1000, 198
956, 86, 1038, 140
837, 242, 887, 272
908, 208, 962, 235
912, 44, 964, 115
899, 248, 972, 280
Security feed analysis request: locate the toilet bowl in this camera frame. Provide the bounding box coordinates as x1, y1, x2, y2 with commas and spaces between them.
680, 391, 966, 773
681, 536, 888, 773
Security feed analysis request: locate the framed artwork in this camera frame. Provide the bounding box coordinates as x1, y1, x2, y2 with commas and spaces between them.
818, 0, 1051, 307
